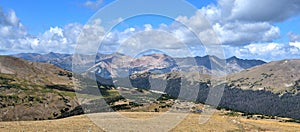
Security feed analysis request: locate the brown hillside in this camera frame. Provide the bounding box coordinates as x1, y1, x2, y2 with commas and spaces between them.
226, 59, 300, 93
0, 56, 72, 86
0, 56, 77, 121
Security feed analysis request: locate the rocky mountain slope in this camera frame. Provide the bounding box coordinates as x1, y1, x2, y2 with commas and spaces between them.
0, 56, 78, 121
227, 59, 300, 94
0, 56, 73, 85
0, 56, 159, 121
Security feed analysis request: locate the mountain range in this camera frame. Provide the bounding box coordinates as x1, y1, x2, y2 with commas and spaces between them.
13, 52, 266, 75
3, 53, 300, 121
13, 52, 299, 95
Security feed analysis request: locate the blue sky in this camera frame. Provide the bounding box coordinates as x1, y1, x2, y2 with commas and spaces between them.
0, 0, 96, 35
0, 0, 214, 35
0, 0, 300, 61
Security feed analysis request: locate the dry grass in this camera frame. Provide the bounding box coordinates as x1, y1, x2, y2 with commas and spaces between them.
238, 118, 300, 131
0, 115, 103, 132
1, 112, 300, 131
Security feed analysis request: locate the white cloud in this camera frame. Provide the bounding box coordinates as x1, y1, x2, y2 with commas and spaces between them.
117, 30, 192, 57
218, 0, 300, 22
289, 41, 300, 49
212, 0, 300, 22
176, 10, 212, 33
93, 0, 297, 58
245, 43, 283, 55
201, 0, 300, 23
26, 23, 84, 54
289, 47, 300, 55
0, 8, 21, 27
224, 42, 300, 61
83, 0, 103, 10
144, 24, 152, 31
173, 2, 283, 46
213, 22, 280, 45
288, 32, 300, 42
0, 8, 89, 54
75, 19, 106, 54
6, 10, 20, 27
96, 23, 201, 57
201, 0, 300, 60
0, 8, 30, 52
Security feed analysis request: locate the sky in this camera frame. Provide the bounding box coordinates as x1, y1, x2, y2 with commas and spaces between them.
0, 0, 300, 61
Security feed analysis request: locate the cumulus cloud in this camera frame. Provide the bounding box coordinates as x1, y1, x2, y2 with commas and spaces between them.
117, 30, 191, 57
201, 0, 300, 60
98, 23, 200, 57
83, 0, 103, 10
224, 42, 300, 61
0, 8, 87, 54
76, 19, 106, 54
90, 0, 300, 58
36, 23, 83, 53
289, 41, 300, 49
176, 10, 212, 33
175, 0, 286, 46
288, 32, 300, 42
224, 0, 300, 22
245, 43, 284, 55
166, 1, 282, 47
213, 22, 280, 45
0, 8, 31, 52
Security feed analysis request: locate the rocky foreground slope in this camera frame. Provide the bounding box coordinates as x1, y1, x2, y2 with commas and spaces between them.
0, 56, 78, 121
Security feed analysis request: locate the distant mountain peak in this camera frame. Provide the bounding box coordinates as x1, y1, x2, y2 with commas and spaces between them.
228, 56, 238, 60
12, 52, 267, 75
